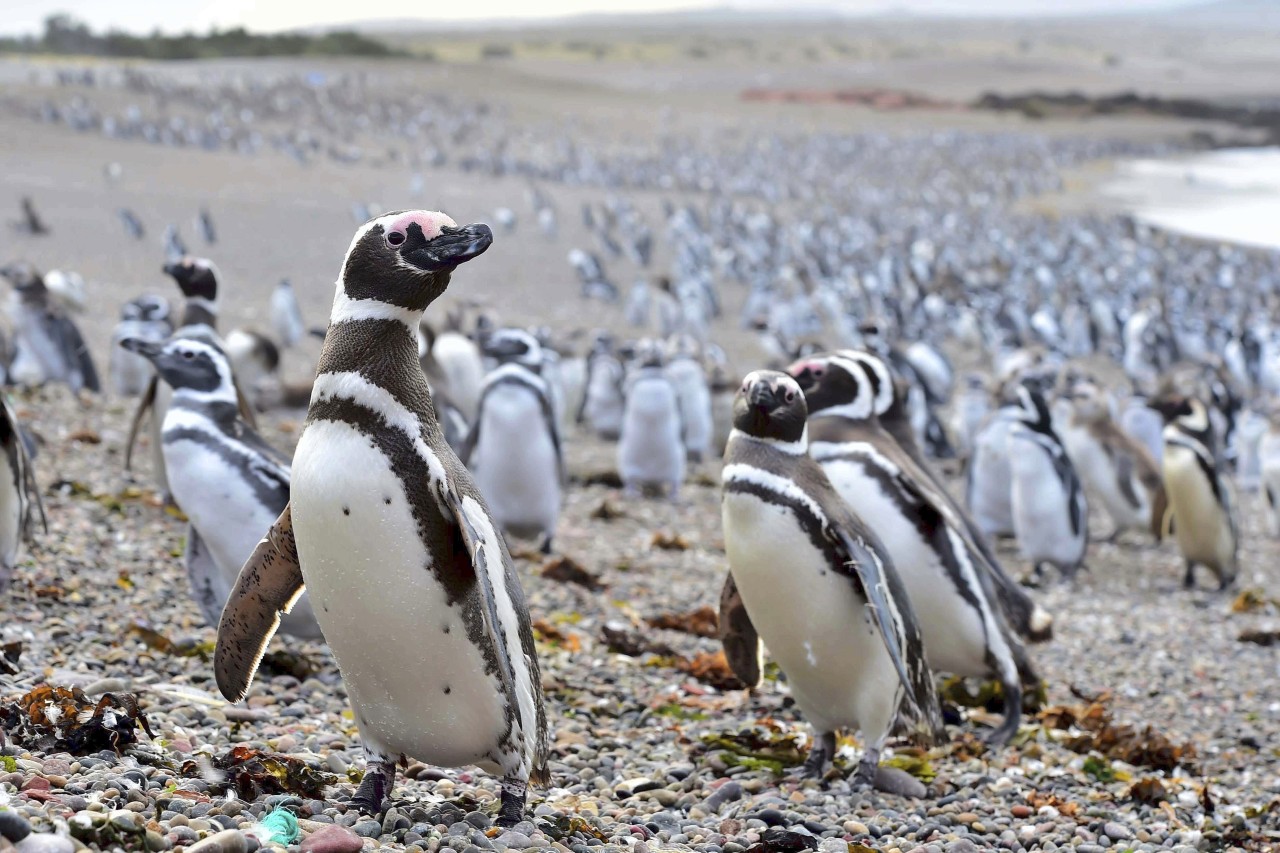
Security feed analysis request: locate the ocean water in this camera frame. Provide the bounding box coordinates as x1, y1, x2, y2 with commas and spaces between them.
1100, 147, 1280, 251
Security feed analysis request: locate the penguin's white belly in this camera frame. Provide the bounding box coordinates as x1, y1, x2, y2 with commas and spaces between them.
821, 459, 992, 678
472, 390, 560, 538
969, 421, 1015, 537
1164, 446, 1234, 568
292, 421, 507, 769
0, 453, 21, 572
164, 439, 266, 597
721, 492, 898, 737
619, 385, 684, 486
1010, 440, 1084, 567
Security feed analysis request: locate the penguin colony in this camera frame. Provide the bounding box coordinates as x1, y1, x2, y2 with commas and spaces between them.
1, 102, 1276, 826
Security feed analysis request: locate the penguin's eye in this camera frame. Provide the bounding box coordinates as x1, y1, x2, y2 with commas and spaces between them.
182, 351, 195, 360
784, 389, 796, 403
741, 380, 750, 393
812, 367, 825, 378
386, 231, 406, 247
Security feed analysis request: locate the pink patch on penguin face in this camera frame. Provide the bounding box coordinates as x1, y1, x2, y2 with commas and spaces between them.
383, 210, 458, 247
786, 358, 827, 381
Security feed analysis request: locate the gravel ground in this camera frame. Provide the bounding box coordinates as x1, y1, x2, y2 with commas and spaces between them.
0, 382, 1278, 853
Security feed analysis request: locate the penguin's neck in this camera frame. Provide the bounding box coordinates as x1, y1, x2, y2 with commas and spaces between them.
172, 383, 237, 410
182, 297, 218, 329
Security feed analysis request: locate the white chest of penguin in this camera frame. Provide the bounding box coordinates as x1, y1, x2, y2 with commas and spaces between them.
815, 453, 994, 678
720, 489, 892, 734
290, 419, 508, 771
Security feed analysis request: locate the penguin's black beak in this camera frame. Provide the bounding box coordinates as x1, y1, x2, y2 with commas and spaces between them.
162, 261, 183, 278
403, 223, 494, 273
748, 382, 780, 412
120, 337, 162, 360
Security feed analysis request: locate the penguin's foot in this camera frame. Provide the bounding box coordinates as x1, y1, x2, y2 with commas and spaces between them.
351, 760, 396, 816
540, 536, 554, 556
1182, 561, 1197, 590
497, 777, 527, 828
851, 748, 880, 791
983, 686, 1022, 748
797, 731, 836, 780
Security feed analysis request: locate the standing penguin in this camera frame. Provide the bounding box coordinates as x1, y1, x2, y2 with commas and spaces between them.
120, 336, 321, 639
110, 295, 172, 397
1152, 395, 1238, 589
579, 335, 626, 440
665, 335, 714, 464
788, 353, 1034, 744
0, 396, 46, 593
845, 351, 1051, 642
1259, 407, 1280, 537
618, 342, 685, 500
718, 370, 943, 784
1008, 384, 1089, 582
2, 264, 100, 393
463, 328, 563, 554
214, 211, 548, 824
271, 280, 305, 349
1059, 380, 1166, 543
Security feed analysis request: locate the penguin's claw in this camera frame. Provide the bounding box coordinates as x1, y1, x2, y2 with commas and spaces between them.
351, 761, 395, 816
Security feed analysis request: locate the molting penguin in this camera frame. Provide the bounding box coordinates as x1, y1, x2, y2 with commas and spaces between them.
110, 295, 172, 397
463, 328, 563, 554
0, 395, 46, 593
2, 263, 100, 393
1008, 384, 1089, 582
120, 336, 321, 639
618, 342, 685, 500
718, 370, 943, 784
789, 353, 1035, 744
213, 211, 548, 824
1152, 395, 1238, 589
1059, 380, 1166, 543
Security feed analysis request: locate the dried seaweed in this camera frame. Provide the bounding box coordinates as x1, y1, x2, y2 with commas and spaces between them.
181, 745, 334, 800
0, 684, 153, 753
648, 531, 690, 551
1128, 776, 1169, 805
1037, 694, 1196, 772
589, 500, 626, 521
540, 556, 607, 591
601, 621, 676, 657
677, 651, 746, 690
1239, 628, 1280, 647
646, 606, 718, 638
745, 828, 817, 853
128, 623, 215, 659
699, 723, 808, 774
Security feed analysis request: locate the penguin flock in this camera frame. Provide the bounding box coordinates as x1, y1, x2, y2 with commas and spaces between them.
2, 58, 1279, 827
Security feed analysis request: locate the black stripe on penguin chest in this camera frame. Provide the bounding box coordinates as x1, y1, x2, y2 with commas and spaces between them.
722, 478, 868, 602
162, 426, 289, 511
305, 396, 505, 685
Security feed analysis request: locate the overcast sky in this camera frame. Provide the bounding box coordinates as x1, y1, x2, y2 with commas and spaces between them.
3, 0, 1192, 36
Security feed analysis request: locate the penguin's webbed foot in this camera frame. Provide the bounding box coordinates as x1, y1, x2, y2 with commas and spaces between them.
539, 535, 554, 556
1182, 561, 1197, 590
851, 748, 880, 791
796, 731, 835, 780
497, 777, 528, 828
982, 684, 1022, 748
350, 760, 395, 816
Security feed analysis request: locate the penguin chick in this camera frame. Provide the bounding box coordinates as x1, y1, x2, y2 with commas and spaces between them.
213, 210, 548, 825
719, 370, 943, 785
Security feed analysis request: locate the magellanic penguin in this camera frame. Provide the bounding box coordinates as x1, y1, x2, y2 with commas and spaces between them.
110, 295, 172, 397
1008, 384, 1089, 582
119, 335, 321, 639
1151, 395, 1238, 589
271, 280, 305, 349
125, 257, 255, 502
2, 263, 100, 393
579, 334, 626, 440
1259, 406, 1280, 537
618, 341, 685, 500
844, 351, 1052, 643
1059, 380, 1167, 543
0, 395, 46, 593
718, 370, 944, 784
214, 211, 548, 825
788, 353, 1035, 745
462, 328, 564, 554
